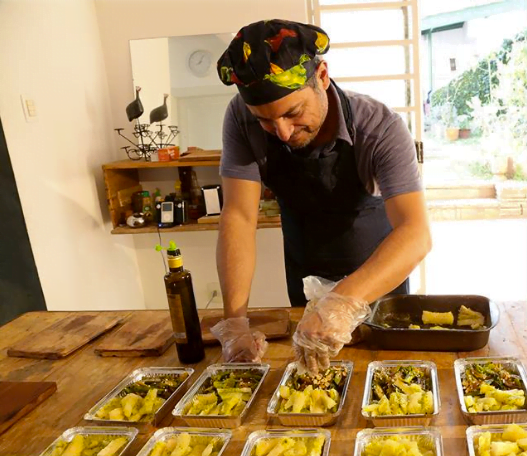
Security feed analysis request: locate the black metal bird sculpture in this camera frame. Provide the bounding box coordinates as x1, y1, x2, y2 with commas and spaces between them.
149, 94, 169, 124
126, 86, 144, 122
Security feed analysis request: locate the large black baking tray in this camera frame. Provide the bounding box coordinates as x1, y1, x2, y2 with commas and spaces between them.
363, 294, 499, 351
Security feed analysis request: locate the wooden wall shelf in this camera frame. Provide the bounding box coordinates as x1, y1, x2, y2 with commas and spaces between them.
111, 219, 281, 235
103, 149, 221, 170
103, 157, 220, 170
102, 150, 282, 234
102, 150, 222, 229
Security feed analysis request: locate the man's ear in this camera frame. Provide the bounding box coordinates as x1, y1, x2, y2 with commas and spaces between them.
316, 60, 331, 90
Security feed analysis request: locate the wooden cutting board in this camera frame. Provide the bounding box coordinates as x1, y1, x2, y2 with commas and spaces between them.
7, 313, 122, 359
95, 311, 174, 357
0, 382, 57, 435
200, 309, 291, 345
179, 149, 221, 161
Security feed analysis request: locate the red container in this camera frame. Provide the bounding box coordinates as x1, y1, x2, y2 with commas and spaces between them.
168, 146, 180, 160
158, 148, 170, 162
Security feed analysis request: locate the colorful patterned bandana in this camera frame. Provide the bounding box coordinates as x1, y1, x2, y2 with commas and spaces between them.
217, 19, 330, 105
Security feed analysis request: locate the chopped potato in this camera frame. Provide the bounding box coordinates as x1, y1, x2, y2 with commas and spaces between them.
251, 436, 325, 456
148, 433, 225, 456
276, 366, 347, 414
363, 365, 435, 417
94, 374, 188, 423
462, 361, 526, 413
422, 311, 454, 326
47, 434, 129, 456
362, 435, 437, 456
474, 425, 527, 456
183, 369, 263, 417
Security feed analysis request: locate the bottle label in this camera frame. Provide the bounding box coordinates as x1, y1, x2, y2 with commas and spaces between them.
167, 293, 187, 343
168, 257, 183, 268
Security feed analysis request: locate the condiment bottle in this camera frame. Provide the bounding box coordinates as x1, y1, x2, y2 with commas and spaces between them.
163, 241, 205, 364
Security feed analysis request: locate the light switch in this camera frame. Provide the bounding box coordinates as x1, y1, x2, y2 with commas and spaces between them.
21, 95, 38, 122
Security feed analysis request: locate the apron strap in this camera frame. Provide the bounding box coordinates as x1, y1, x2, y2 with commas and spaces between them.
332, 80, 356, 142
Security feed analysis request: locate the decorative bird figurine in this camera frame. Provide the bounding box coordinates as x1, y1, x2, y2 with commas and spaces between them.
149, 94, 169, 124
126, 86, 144, 122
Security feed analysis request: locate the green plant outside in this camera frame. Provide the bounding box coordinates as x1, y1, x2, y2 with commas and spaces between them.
430, 28, 527, 181
468, 161, 493, 180
431, 29, 526, 120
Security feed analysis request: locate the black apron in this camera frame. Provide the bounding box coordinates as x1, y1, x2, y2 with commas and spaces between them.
256, 82, 409, 306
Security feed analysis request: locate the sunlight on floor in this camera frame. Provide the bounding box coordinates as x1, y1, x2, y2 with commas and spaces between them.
424, 219, 527, 301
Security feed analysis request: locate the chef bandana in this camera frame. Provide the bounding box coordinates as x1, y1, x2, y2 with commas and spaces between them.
217, 19, 330, 106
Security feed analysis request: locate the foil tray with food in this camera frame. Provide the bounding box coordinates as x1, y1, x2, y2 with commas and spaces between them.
455, 357, 527, 425
361, 360, 441, 427
466, 423, 527, 456
240, 429, 331, 456
364, 295, 499, 351
38, 426, 138, 456
354, 426, 443, 456
135, 427, 232, 456
172, 363, 270, 428
267, 360, 353, 427
84, 367, 193, 431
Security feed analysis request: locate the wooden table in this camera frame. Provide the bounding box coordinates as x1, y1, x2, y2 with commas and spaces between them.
0, 303, 526, 455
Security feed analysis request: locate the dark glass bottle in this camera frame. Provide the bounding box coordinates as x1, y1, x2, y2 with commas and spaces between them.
164, 244, 205, 363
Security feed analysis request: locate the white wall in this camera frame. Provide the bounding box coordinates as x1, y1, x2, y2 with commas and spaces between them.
0, 0, 145, 311
95, 0, 308, 309
133, 229, 289, 309
95, 0, 309, 133
168, 34, 234, 94
177, 94, 235, 151
167, 33, 238, 151
130, 38, 173, 127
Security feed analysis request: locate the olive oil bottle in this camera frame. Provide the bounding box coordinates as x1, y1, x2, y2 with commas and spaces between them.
164, 241, 205, 363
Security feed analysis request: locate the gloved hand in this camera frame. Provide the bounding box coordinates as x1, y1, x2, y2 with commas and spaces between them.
293, 292, 371, 374
210, 316, 268, 363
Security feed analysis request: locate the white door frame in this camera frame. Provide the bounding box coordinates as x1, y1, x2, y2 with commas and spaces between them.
308, 0, 427, 293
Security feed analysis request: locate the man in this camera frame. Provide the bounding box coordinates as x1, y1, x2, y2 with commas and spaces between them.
210, 19, 432, 373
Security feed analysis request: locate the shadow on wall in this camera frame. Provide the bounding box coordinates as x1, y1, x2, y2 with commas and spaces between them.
84, 86, 122, 227
37, 175, 144, 311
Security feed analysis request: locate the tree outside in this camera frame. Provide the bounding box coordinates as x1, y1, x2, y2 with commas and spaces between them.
421, 5, 527, 184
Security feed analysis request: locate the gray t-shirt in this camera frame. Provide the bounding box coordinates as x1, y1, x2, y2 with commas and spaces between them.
220, 84, 422, 200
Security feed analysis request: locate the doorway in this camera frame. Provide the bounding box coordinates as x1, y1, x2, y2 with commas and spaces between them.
421, 1, 527, 186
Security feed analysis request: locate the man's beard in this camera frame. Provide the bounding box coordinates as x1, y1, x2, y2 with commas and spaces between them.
287, 127, 321, 149
288, 97, 328, 150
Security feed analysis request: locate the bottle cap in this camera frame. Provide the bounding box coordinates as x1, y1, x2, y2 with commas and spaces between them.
167, 240, 180, 256
156, 240, 182, 268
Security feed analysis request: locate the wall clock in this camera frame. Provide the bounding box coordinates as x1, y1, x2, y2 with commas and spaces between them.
188, 50, 213, 77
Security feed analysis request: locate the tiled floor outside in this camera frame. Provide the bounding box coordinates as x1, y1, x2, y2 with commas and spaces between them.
212, 219, 527, 309
423, 219, 527, 301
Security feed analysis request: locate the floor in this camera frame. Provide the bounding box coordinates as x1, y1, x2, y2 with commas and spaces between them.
421, 135, 492, 184
424, 218, 527, 301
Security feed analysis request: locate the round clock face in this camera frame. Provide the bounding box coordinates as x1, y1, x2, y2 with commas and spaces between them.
188, 50, 213, 77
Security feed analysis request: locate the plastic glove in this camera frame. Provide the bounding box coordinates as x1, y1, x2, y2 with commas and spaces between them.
210, 316, 268, 363
293, 292, 371, 375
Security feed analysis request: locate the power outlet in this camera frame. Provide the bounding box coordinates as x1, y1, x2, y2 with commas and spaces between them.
206, 282, 222, 303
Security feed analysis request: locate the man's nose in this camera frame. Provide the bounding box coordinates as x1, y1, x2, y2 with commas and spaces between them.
274, 119, 294, 142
